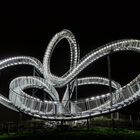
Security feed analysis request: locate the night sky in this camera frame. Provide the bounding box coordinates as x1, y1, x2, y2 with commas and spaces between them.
0, 2, 140, 121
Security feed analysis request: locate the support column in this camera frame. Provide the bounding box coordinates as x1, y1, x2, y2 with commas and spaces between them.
75, 77, 78, 101
107, 52, 115, 129
107, 54, 112, 107
67, 83, 71, 114
116, 112, 120, 120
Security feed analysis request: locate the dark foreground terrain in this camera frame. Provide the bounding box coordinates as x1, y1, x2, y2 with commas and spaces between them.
1, 128, 140, 140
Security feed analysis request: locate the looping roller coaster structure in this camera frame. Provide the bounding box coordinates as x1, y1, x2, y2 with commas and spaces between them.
0, 29, 140, 120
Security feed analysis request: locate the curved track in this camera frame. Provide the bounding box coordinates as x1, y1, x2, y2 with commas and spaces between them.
0, 29, 140, 120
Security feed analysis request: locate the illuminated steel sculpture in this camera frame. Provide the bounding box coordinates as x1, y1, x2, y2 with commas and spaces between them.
0, 29, 140, 120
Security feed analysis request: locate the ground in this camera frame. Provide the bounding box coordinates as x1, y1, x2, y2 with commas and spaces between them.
1, 128, 140, 140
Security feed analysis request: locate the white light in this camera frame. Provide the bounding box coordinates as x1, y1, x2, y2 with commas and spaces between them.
0, 30, 139, 120
91, 97, 95, 100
